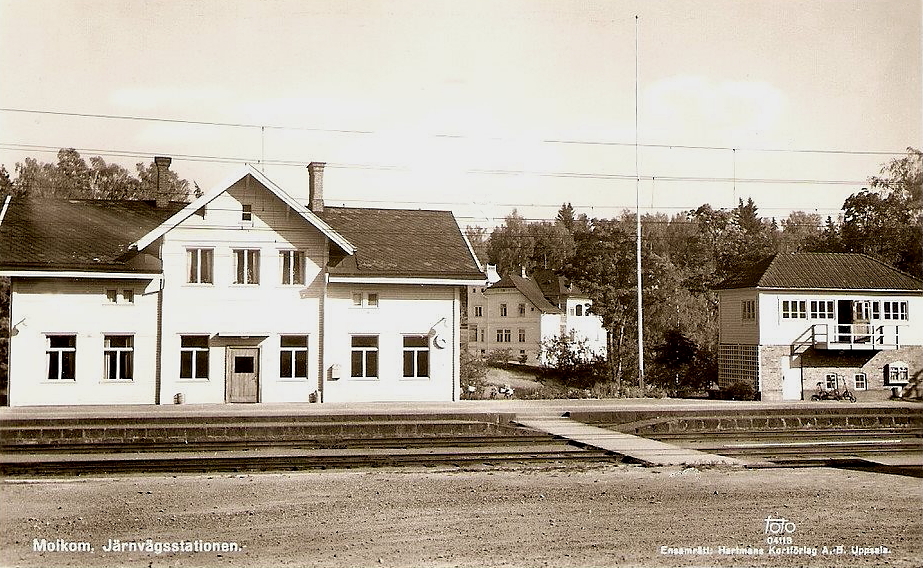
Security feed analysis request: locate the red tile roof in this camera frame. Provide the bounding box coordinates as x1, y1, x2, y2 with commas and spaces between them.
716, 253, 923, 291
0, 198, 184, 272
318, 207, 483, 279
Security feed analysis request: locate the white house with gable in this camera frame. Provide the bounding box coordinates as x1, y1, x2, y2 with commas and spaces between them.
715, 252, 923, 401
466, 268, 606, 365
0, 160, 485, 406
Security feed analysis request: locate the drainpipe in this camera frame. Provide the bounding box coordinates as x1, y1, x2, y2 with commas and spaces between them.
318, 264, 327, 404
154, 246, 164, 405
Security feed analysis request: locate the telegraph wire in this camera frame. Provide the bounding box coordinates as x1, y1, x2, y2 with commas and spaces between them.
0, 143, 874, 186
0, 106, 912, 156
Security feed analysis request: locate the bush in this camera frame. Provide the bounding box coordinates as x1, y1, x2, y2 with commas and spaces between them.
539, 335, 607, 389
460, 351, 487, 399
721, 381, 756, 401
486, 348, 514, 366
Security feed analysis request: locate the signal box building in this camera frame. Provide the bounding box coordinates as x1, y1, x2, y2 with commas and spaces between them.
715, 253, 923, 401
0, 162, 485, 406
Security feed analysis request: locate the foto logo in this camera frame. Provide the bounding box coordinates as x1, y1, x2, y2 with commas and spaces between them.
764, 517, 797, 535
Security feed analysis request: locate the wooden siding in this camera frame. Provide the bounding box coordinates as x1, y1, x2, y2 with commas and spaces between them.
159, 178, 330, 404
717, 289, 760, 344
8, 278, 159, 405
322, 283, 458, 402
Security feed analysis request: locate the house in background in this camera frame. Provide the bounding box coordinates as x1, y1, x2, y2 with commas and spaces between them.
0, 160, 485, 406
466, 268, 606, 365
715, 253, 922, 401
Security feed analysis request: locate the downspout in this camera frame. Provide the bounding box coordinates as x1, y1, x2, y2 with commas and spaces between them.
452, 285, 459, 401
154, 241, 164, 405
318, 259, 328, 404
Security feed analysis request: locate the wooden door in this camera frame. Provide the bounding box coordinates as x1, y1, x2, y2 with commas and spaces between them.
226, 347, 259, 403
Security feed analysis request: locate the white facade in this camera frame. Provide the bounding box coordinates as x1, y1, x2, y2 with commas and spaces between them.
9, 277, 159, 406
467, 276, 606, 365
3, 166, 481, 406
718, 287, 923, 401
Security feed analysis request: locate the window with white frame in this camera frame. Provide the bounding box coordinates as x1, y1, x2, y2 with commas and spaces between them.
280, 335, 309, 379
242, 204, 252, 221
187, 248, 214, 284
742, 300, 756, 321
886, 362, 909, 385
473, 305, 483, 317
402, 335, 429, 378
781, 300, 807, 319
575, 304, 583, 316
809, 300, 834, 319
496, 328, 511, 343
233, 249, 260, 284
882, 301, 908, 321
351, 292, 379, 307
479, 328, 485, 342
518, 328, 526, 342
179, 335, 209, 379
824, 373, 837, 390
350, 335, 378, 378
518, 303, 526, 316
280, 250, 305, 285
46, 335, 76, 381
103, 335, 133, 380
854, 373, 867, 390
500, 303, 508, 317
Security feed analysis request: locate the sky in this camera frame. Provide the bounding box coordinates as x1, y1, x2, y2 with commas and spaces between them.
0, 0, 920, 228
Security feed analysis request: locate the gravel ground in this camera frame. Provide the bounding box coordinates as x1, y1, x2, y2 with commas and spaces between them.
1, 463, 920, 568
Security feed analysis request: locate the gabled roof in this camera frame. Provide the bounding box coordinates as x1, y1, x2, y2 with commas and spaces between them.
318, 207, 484, 280
0, 197, 184, 273
716, 253, 923, 291
132, 164, 355, 254
531, 268, 586, 299
488, 274, 563, 313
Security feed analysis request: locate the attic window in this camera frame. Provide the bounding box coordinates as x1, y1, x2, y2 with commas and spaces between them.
242, 204, 252, 222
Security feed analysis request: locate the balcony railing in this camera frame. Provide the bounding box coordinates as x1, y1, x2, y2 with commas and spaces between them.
811, 323, 901, 350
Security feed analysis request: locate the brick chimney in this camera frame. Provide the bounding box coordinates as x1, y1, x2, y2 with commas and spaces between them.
308, 161, 325, 212
154, 156, 172, 208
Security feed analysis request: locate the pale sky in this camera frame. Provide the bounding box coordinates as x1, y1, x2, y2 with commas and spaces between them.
1, 0, 920, 226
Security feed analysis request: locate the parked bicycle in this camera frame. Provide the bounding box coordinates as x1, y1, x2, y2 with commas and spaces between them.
811, 380, 856, 402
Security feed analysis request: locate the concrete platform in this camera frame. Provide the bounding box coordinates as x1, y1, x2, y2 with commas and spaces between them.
515, 415, 745, 467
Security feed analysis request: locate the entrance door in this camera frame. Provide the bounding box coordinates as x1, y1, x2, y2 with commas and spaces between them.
852, 301, 871, 344
226, 347, 259, 403
780, 355, 802, 400
837, 300, 852, 342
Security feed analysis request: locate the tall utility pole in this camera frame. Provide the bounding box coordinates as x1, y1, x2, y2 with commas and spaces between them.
634, 15, 645, 390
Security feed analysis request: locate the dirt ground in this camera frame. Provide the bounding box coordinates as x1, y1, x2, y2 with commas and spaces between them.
1, 463, 920, 568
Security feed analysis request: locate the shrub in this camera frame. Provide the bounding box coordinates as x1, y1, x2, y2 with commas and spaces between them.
539, 335, 607, 389
722, 381, 756, 401
486, 348, 514, 366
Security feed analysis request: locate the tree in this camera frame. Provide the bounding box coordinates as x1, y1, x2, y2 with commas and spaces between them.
778, 211, 823, 253
0, 165, 13, 194
7, 149, 193, 202
464, 226, 489, 265
649, 329, 715, 396
562, 219, 639, 391
487, 209, 534, 276
839, 148, 922, 277
527, 220, 573, 271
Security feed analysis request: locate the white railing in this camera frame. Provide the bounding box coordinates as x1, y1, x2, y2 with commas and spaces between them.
811, 323, 900, 350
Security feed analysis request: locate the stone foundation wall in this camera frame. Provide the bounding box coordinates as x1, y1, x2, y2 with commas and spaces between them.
758, 344, 922, 401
